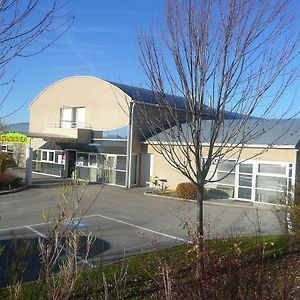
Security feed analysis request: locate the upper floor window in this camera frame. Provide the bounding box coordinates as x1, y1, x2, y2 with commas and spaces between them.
60, 107, 86, 129
92, 126, 128, 140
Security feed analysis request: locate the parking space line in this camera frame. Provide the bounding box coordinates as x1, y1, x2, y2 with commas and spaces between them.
0, 213, 187, 243
0, 221, 50, 233
95, 213, 187, 243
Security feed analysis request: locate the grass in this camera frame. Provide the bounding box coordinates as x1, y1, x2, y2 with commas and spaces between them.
4, 234, 298, 299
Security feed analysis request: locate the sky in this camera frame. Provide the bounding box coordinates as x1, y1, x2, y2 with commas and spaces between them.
1, 0, 300, 124
2, 0, 165, 124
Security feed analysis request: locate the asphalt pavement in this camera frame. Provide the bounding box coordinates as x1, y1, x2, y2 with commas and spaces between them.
0, 172, 283, 284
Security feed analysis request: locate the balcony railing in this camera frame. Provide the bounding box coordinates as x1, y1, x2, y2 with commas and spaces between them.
44, 121, 92, 129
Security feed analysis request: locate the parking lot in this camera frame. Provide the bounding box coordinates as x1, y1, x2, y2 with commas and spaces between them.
0, 173, 283, 283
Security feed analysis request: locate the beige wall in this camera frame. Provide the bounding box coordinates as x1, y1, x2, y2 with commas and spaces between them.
147, 144, 298, 189
29, 77, 131, 135
31, 138, 45, 151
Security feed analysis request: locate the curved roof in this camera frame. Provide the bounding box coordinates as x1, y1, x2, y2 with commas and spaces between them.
110, 81, 244, 120
109, 81, 187, 109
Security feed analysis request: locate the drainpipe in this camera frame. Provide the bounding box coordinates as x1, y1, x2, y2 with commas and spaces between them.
125, 102, 135, 188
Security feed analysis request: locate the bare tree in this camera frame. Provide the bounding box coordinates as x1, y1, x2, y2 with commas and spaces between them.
0, 0, 72, 118
137, 0, 300, 236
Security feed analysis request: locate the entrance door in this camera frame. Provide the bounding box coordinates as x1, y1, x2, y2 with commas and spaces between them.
66, 150, 77, 178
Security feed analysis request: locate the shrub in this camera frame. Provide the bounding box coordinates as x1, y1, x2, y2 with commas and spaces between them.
0, 172, 23, 190
176, 182, 196, 199
207, 188, 229, 199
0, 152, 10, 174
176, 182, 198, 199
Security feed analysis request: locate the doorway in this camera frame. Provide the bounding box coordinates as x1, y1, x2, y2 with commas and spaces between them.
66, 150, 77, 178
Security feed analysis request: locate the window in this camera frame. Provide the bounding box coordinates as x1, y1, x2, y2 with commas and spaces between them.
238, 187, 252, 200
60, 107, 86, 128
41, 150, 55, 162
239, 174, 252, 187
116, 156, 126, 170
258, 163, 286, 175
77, 152, 89, 166
89, 154, 97, 166
102, 126, 128, 139
256, 189, 283, 204
217, 173, 235, 185
256, 175, 287, 190
218, 160, 236, 172
49, 152, 54, 162
239, 163, 253, 174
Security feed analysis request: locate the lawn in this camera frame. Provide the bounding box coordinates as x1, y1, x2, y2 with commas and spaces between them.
3, 234, 300, 299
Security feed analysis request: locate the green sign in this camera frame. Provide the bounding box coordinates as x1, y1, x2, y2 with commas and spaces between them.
0, 132, 29, 144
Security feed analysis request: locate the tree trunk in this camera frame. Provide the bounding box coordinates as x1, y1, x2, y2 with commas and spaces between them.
196, 184, 205, 237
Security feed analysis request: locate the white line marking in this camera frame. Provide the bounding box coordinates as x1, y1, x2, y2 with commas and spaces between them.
0, 213, 187, 243
95, 214, 187, 243
0, 215, 102, 233
26, 226, 95, 268
26, 226, 47, 239
0, 221, 50, 233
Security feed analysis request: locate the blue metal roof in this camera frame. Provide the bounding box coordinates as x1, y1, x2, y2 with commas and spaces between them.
110, 81, 245, 120
109, 81, 187, 109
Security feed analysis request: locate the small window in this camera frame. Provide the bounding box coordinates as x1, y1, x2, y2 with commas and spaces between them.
239, 174, 252, 187
216, 173, 235, 185
42, 151, 48, 161
218, 160, 236, 173
289, 164, 293, 177
41, 150, 55, 162
77, 152, 89, 166
89, 154, 97, 166
7, 145, 13, 153
49, 152, 54, 162
239, 163, 253, 174
238, 187, 252, 200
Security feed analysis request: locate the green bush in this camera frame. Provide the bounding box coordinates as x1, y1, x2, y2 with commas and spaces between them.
207, 188, 229, 199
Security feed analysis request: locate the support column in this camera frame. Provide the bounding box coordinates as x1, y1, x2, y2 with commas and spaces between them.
125, 102, 135, 188
25, 147, 33, 187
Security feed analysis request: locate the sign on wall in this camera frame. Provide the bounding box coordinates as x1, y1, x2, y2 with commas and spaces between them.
0, 132, 29, 144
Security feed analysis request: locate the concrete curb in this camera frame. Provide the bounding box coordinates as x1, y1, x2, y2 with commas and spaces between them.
144, 192, 277, 211
0, 186, 27, 196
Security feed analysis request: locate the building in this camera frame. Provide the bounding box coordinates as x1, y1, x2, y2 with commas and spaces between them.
0, 122, 29, 168
29, 76, 300, 204
29, 76, 191, 188
147, 119, 300, 204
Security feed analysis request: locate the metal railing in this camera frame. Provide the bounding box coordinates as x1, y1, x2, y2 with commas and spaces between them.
43, 121, 92, 129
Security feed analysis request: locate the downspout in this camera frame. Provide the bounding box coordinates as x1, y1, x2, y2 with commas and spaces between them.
125, 101, 135, 188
